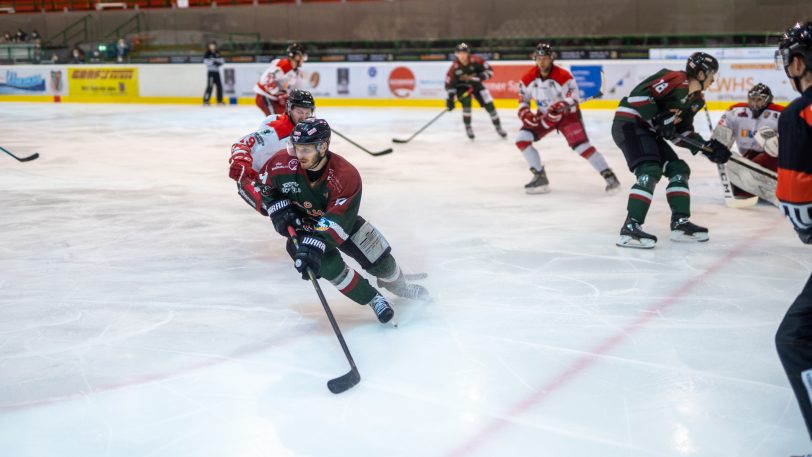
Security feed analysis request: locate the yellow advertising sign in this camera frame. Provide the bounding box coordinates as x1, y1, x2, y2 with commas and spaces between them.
68, 67, 138, 99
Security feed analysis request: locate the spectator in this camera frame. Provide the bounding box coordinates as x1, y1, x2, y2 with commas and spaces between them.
15, 28, 27, 43
71, 46, 85, 64
30, 30, 40, 41
116, 38, 128, 63
0, 32, 10, 44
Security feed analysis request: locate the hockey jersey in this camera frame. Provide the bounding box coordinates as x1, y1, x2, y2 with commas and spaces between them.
230, 114, 295, 173
444, 55, 494, 91
518, 64, 580, 114
716, 102, 783, 154
777, 85, 812, 235
254, 58, 301, 99
615, 69, 706, 153
259, 150, 362, 250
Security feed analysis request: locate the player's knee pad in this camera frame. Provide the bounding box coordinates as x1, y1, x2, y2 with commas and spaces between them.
478, 88, 493, 105
339, 217, 392, 270
633, 162, 663, 191
663, 159, 690, 181
515, 130, 534, 151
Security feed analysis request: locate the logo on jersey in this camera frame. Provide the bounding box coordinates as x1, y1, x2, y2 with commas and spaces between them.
314, 217, 332, 231
388, 66, 416, 98
740, 128, 754, 138
259, 171, 269, 184
289, 159, 299, 170
303, 201, 312, 209
335, 198, 348, 207
281, 182, 301, 194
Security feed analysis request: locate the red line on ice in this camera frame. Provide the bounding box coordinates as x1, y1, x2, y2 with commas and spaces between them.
445, 224, 777, 457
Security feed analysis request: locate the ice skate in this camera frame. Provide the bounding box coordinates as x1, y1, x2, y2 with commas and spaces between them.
670, 216, 709, 242
601, 169, 621, 194
616, 217, 657, 249
524, 167, 550, 194
495, 124, 507, 138
367, 293, 394, 323
465, 125, 475, 140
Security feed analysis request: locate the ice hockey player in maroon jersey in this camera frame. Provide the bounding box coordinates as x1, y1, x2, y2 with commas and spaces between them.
773, 21, 812, 457
516, 43, 620, 194
258, 118, 429, 324
229, 89, 315, 216
444, 43, 507, 139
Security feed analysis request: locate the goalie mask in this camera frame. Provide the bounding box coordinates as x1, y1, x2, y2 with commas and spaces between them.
747, 83, 773, 117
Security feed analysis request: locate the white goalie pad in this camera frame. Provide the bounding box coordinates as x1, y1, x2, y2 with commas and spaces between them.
725, 156, 779, 207
349, 221, 391, 264
711, 124, 735, 149
754, 126, 779, 157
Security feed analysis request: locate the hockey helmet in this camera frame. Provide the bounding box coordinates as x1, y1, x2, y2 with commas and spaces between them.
685, 52, 719, 81
747, 83, 773, 115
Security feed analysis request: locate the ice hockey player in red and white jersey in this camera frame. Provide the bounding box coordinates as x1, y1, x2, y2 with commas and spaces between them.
712, 82, 783, 204
254, 43, 306, 117
516, 42, 620, 194
229, 89, 315, 215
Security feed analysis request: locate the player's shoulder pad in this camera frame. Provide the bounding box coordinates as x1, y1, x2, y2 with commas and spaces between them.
276, 58, 293, 73
766, 103, 785, 113
264, 149, 300, 176
268, 115, 295, 139
325, 152, 361, 195
549, 65, 573, 85
470, 55, 487, 65
520, 66, 540, 86
728, 102, 749, 111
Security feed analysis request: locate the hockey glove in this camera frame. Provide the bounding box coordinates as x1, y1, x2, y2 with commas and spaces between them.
268, 199, 302, 237
229, 151, 256, 183
294, 236, 326, 280
701, 139, 732, 164
651, 111, 678, 140
445, 93, 456, 111
796, 226, 812, 245
519, 107, 540, 129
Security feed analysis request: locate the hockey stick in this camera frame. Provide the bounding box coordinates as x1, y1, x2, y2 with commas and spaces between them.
392, 88, 474, 144
699, 106, 750, 206
331, 128, 393, 157
676, 132, 772, 173
287, 226, 361, 394
1, 146, 39, 162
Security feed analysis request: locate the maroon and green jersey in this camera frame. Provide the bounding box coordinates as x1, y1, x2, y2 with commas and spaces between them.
445, 55, 494, 91
614, 69, 707, 152
259, 150, 362, 249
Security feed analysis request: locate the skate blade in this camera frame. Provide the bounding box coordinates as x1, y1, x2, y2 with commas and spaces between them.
525, 185, 551, 195
725, 196, 758, 208
605, 185, 621, 195
670, 231, 709, 242
616, 235, 656, 249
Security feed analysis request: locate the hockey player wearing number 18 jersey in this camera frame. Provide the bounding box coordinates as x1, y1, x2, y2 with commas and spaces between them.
612, 52, 732, 248
516, 42, 620, 194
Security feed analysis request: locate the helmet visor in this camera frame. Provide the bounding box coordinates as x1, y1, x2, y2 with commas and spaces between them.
775, 48, 792, 69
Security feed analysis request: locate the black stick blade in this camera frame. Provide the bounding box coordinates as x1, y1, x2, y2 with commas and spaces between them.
392, 138, 409, 144
327, 368, 361, 394
18, 153, 39, 162
368, 148, 393, 156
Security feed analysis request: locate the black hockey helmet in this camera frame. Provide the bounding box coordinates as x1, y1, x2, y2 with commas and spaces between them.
747, 83, 773, 115
685, 52, 719, 82
455, 42, 470, 53
286, 89, 315, 115
287, 42, 306, 59
291, 118, 331, 149
777, 22, 812, 70
534, 42, 554, 59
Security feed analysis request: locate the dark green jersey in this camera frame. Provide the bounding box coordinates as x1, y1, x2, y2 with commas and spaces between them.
444, 55, 494, 92
615, 69, 707, 152
259, 150, 362, 249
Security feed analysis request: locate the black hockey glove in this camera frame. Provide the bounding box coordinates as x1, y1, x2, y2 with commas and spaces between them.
445, 93, 455, 111
701, 139, 732, 164
796, 226, 812, 245
651, 111, 678, 140
294, 236, 326, 280
268, 199, 302, 237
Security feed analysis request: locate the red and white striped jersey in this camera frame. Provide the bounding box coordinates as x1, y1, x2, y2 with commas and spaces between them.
717, 103, 783, 153
518, 64, 580, 114
254, 58, 302, 99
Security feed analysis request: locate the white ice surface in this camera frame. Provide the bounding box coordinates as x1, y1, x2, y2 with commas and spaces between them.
0, 103, 810, 457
